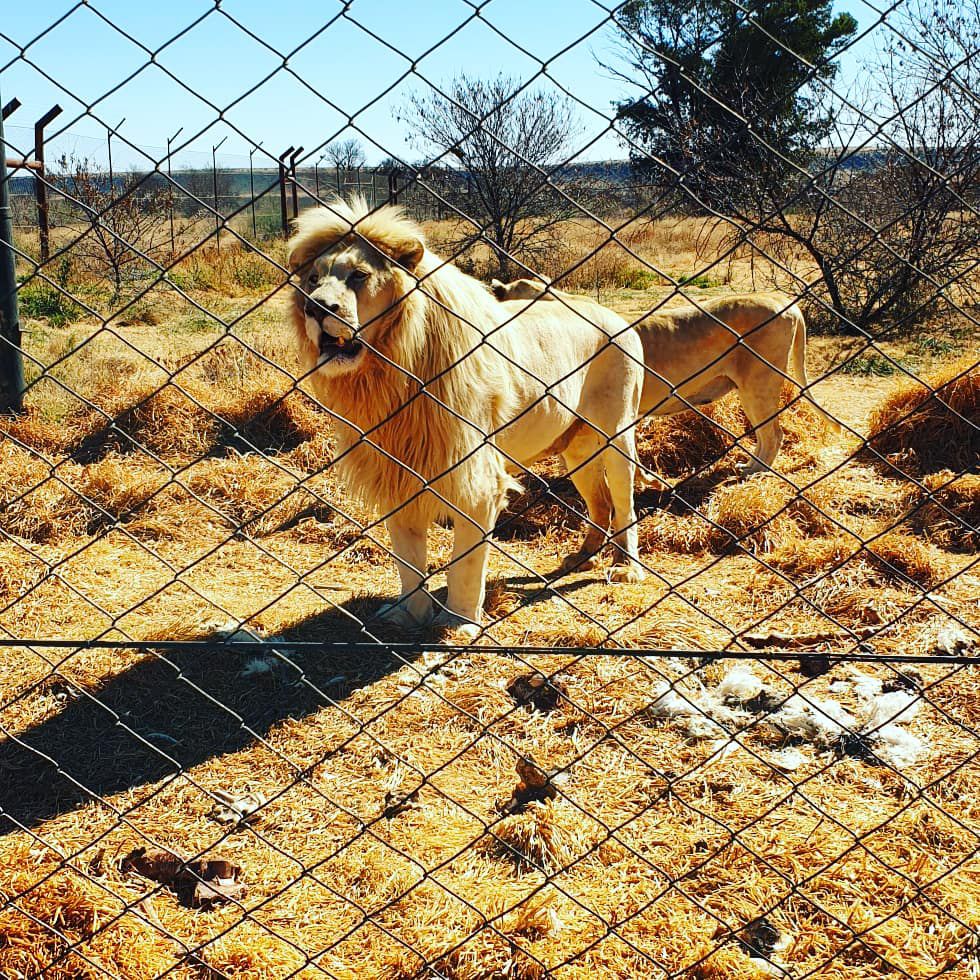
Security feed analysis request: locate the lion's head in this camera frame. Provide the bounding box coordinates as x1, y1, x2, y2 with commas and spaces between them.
490, 276, 552, 302
287, 197, 426, 379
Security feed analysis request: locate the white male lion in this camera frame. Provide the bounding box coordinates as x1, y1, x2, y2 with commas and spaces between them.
492, 279, 841, 473
288, 199, 648, 635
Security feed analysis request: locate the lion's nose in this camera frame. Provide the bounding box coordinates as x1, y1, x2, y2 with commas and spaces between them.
305, 299, 340, 322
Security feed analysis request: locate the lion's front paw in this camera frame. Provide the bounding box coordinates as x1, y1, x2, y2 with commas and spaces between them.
376, 599, 432, 629
736, 459, 766, 477
561, 550, 598, 574
610, 564, 646, 584
433, 611, 482, 642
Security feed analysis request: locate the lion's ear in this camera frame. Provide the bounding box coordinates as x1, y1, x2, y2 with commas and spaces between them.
490, 278, 504, 296
391, 236, 424, 271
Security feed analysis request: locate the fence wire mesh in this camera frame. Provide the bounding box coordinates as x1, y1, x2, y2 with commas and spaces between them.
0, 1, 978, 978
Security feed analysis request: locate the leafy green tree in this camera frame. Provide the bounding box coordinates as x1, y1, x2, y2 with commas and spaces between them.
610, 0, 857, 209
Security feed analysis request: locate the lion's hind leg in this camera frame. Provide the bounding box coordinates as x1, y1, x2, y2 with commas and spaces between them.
603, 431, 646, 583
736, 367, 785, 475
560, 439, 611, 574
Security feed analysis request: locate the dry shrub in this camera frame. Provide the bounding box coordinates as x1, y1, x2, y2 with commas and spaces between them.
704, 477, 834, 551
0, 447, 91, 543
767, 533, 858, 579
866, 356, 979, 474
496, 476, 583, 541
903, 471, 979, 552
104, 385, 225, 462
222, 389, 322, 453
766, 529, 943, 588
639, 385, 831, 479
72, 454, 172, 525
426, 927, 548, 980
639, 510, 715, 554
0, 862, 174, 980
52, 384, 321, 467
548, 237, 662, 292
0, 408, 84, 456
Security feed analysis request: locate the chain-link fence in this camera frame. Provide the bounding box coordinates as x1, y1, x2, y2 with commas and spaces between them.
1, 1, 978, 978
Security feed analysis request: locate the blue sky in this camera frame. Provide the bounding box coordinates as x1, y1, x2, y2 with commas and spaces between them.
1, 0, 876, 172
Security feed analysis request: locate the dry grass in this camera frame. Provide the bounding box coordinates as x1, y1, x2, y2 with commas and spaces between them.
2, 236, 979, 980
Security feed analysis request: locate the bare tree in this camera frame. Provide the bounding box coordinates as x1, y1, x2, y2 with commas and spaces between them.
704, 0, 980, 335
400, 74, 581, 276
325, 138, 366, 171
54, 154, 174, 302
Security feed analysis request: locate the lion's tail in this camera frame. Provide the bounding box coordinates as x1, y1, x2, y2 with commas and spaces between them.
788, 305, 843, 437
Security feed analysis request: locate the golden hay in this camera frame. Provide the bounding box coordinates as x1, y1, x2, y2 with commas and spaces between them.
766, 532, 859, 579
766, 529, 945, 589
3, 269, 980, 980
485, 802, 591, 876
641, 476, 835, 556
903, 470, 980, 552
866, 356, 979, 473
638, 383, 832, 478
864, 531, 945, 589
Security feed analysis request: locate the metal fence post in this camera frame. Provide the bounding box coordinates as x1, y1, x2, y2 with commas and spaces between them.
278, 146, 294, 238
212, 136, 228, 253
33, 104, 62, 265
0, 87, 25, 414
249, 142, 262, 239
167, 126, 183, 256
289, 146, 304, 219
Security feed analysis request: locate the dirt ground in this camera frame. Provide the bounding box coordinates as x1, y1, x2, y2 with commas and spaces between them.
1, 230, 978, 978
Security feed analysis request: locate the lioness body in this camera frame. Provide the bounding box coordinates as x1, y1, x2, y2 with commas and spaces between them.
493, 280, 841, 473
288, 201, 646, 634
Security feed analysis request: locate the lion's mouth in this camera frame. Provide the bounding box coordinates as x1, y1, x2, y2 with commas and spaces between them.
318, 331, 363, 361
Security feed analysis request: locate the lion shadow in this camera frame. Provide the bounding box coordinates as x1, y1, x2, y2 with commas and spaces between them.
0, 595, 431, 837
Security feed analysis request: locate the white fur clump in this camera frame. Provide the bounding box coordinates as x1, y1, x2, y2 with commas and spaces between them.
861, 689, 921, 729
717, 665, 765, 701
647, 682, 737, 739
829, 669, 881, 702
855, 688, 926, 768
647, 664, 930, 771
870, 724, 926, 769
772, 694, 856, 743
932, 622, 976, 655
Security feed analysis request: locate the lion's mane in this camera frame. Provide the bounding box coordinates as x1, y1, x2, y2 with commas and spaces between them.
288, 198, 520, 524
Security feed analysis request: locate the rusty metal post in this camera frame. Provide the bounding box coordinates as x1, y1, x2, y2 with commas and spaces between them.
289, 145, 304, 218
2, 99, 21, 121
166, 126, 183, 256
249, 142, 262, 239
278, 146, 294, 237
0, 87, 24, 413
33, 104, 62, 264
211, 135, 227, 253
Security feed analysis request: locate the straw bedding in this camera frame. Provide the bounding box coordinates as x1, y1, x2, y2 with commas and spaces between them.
865, 357, 979, 474
1, 338, 978, 979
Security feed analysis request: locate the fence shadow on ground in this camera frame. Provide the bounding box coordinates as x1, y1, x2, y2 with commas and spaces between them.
0, 568, 605, 835
0, 597, 417, 836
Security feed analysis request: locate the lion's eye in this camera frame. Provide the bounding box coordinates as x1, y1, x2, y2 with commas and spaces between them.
348, 270, 369, 287
308, 273, 319, 287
